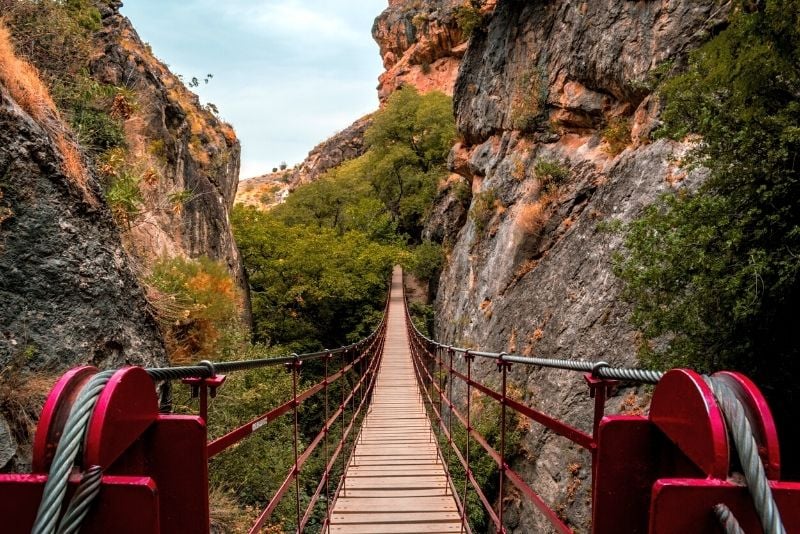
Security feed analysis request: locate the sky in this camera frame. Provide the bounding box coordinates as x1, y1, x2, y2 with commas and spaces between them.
121, 0, 387, 179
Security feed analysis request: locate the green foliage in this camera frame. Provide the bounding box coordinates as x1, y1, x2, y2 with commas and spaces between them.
407, 241, 443, 283
1, 1, 125, 153
104, 171, 143, 224
616, 0, 800, 458
408, 301, 434, 337
436, 393, 523, 531
534, 158, 569, 191
148, 256, 243, 362
205, 355, 295, 510
168, 189, 193, 207
469, 188, 499, 237
0, 0, 100, 81
364, 87, 456, 239
233, 206, 398, 351
451, 177, 472, 204
454, 3, 483, 37
511, 66, 549, 131
601, 117, 631, 155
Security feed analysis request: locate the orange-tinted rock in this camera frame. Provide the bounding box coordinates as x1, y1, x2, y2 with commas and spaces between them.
372, 0, 470, 101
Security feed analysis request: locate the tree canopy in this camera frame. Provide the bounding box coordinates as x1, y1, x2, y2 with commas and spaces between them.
616, 0, 800, 474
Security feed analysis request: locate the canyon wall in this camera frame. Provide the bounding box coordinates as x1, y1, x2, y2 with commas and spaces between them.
429, 1, 731, 531
93, 1, 246, 292
0, 61, 167, 471
0, 0, 248, 470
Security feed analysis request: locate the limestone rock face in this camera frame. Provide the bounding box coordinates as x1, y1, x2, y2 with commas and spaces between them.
0, 84, 166, 371
91, 1, 246, 291
455, 1, 730, 144
429, 1, 731, 531
372, 0, 471, 102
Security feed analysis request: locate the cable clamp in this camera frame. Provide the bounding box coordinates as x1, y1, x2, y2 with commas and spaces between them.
591, 361, 610, 378
198, 360, 216, 378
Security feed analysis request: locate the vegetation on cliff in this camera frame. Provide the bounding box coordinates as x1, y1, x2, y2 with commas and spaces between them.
617, 0, 800, 470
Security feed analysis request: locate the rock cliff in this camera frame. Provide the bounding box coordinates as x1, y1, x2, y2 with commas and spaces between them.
91, 1, 246, 291
0, 34, 167, 469
373, 0, 471, 102
0, 0, 249, 470
236, 115, 372, 207
429, 1, 731, 531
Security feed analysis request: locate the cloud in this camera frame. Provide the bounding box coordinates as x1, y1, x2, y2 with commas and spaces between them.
203, 0, 363, 44
122, 0, 386, 178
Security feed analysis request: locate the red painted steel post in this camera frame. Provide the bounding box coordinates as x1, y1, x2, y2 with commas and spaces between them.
498, 354, 509, 534
462, 350, 473, 534
289, 357, 302, 532
324, 351, 332, 533
340, 350, 347, 497
446, 346, 455, 496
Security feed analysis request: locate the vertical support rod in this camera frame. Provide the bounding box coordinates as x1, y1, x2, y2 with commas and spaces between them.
462, 351, 472, 534
498, 356, 508, 534
199, 383, 208, 421
440, 346, 447, 490
340, 350, 347, 496
323, 352, 331, 533
290, 358, 301, 533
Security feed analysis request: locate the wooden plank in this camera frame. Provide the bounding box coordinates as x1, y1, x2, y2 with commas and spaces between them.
329, 267, 462, 531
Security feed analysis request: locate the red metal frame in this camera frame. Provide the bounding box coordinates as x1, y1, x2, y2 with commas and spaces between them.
2, 283, 800, 533
0, 306, 387, 533
404, 299, 800, 533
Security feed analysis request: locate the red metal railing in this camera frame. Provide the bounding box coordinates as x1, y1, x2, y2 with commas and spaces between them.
403, 291, 800, 533
195, 317, 388, 533
407, 321, 583, 533
0, 298, 388, 534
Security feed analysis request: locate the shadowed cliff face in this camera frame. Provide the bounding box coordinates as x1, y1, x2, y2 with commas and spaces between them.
90, 1, 246, 293
0, 78, 167, 470
428, 1, 731, 531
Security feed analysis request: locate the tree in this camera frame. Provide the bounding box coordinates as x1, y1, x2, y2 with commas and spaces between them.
616, 0, 800, 475
232, 206, 399, 350
364, 87, 456, 239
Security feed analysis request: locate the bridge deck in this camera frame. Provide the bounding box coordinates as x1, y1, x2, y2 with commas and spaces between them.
329, 268, 461, 533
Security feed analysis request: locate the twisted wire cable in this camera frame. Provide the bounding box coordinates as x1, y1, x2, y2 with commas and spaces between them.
32, 370, 114, 534
56, 465, 103, 534
714, 504, 746, 534
706, 377, 786, 534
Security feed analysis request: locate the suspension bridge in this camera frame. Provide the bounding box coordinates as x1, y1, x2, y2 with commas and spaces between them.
0, 267, 798, 533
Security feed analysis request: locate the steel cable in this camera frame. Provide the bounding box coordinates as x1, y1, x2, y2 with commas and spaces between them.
412, 330, 664, 385
56, 465, 103, 534
32, 370, 114, 534
705, 377, 786, 534
714, 504, 746, 534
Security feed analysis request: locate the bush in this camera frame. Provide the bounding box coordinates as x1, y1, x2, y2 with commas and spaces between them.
511, 67, 549, 131
408, 301, 434, 337
454, 3, 483, 37
148, 256, 242, 363
616, 0, 800, 474
601, 117, 631, 156
469, 188, 499, 237
104, 171, 143, 224
534, 158, 569, 191
408, 241, 443, 283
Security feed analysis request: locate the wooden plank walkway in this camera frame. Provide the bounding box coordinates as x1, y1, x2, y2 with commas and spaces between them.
329, 267, 461, 533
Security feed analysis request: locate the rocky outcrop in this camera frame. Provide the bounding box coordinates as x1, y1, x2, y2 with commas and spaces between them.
429, 1, 731, 531
237, 114, 372, 207
90, 1, 246, 291
0, 75, 167, 469
373, 0, 472, 102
